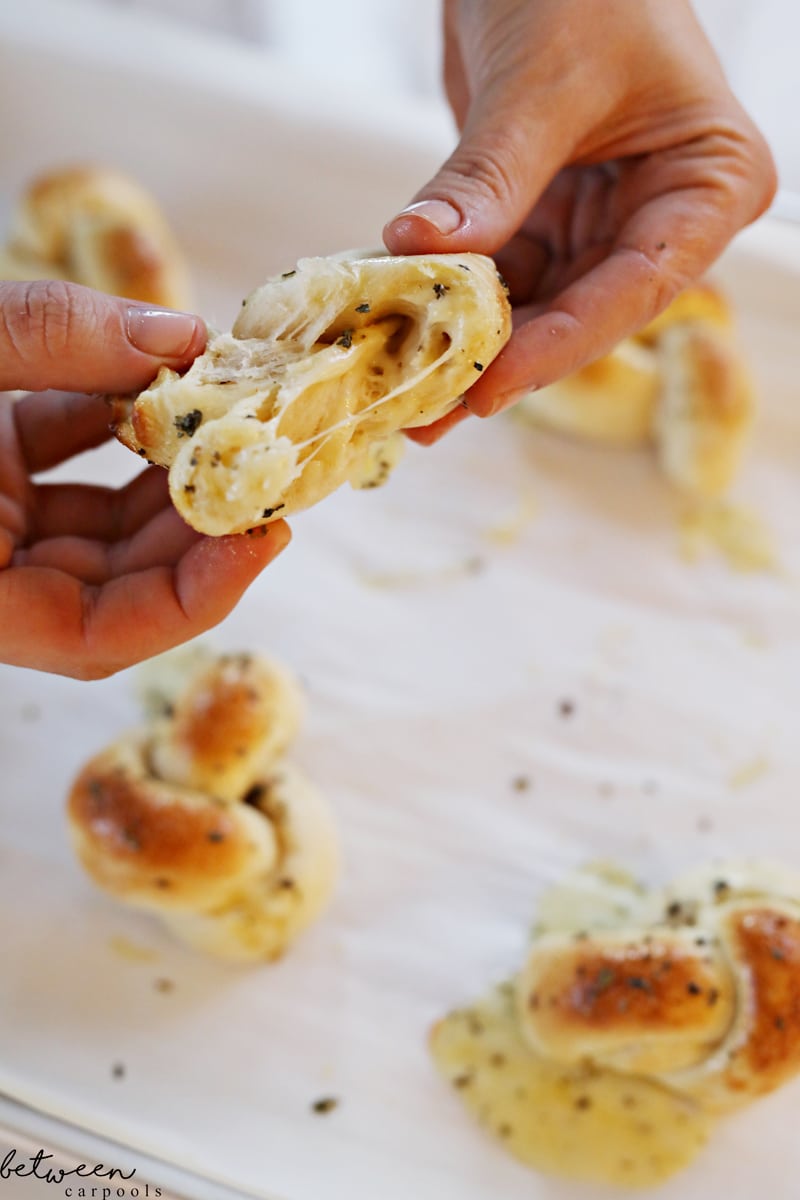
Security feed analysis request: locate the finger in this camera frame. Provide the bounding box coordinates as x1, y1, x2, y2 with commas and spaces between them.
12, 536, 116, 586
0, 521, 291, 679
0, 281, 206, 393
464, 174, 774, 417
493, 234, 551, 306
442, 0, 470, 127
110, 506, 201, 578
383, 62, 575, 255
31, 468, 169, 542
15, 507, 200, 586
14, 390, 115, 472
405, 404, 472, 447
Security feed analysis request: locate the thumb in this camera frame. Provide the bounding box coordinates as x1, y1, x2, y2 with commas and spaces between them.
0, 280, 206, 394
383, 83, 559, 256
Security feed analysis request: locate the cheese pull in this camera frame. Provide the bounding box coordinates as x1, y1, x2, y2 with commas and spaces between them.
112, 250, 511, 535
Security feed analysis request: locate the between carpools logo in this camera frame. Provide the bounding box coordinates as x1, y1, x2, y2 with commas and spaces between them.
0, 1147, 161, 1197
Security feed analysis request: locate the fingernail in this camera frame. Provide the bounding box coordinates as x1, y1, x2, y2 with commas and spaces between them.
126, 307, 203, 358
392, 199, 462, 235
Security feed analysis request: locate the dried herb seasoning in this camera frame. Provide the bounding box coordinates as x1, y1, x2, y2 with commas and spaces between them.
174, 410, 203, 438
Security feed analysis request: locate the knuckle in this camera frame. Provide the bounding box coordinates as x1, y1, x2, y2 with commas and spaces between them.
448, 122, 530, 210
4, 280, 90, 365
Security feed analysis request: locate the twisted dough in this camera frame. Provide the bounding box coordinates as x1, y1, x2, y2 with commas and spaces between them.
67, 652, 337, 962
0, 165, 190, 308
518, 283, 753, 498
432, 861, 800, 1186
111, 250, 512, 535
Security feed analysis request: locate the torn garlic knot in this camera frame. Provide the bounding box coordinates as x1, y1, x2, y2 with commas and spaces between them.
111, 250, 512, 535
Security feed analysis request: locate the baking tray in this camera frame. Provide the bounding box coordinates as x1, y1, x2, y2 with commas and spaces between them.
1, 3, 800, 1198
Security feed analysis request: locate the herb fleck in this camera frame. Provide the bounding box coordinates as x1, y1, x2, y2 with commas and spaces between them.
207, 830, 225, 844
281, 270, 296, 279
432, 282, 449, 298
262, 503, 286, 519
174, 410, 203, 438
473, 361, 484, 372
336, 329, 354, 349
355, 302, 371, 313
594, 966, 617, 993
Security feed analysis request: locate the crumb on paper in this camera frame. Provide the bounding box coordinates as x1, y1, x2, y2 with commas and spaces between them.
109, 935, 159, 964
19, 703, 40, 722
311, 1096, 339, 1115
696, 815, 714, 833
558, 699, 576, 719
728, 755, 770, 790
358, 556, 485, 590
111, 1062, 126, 1081
154, 977, 175, 994
678, 501, 778, 573
482, 491, 537, 547
512, 775, 532, 793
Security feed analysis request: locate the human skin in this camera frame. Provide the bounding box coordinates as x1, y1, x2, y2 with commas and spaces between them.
384, 0, 777, 443
0, 281, 290, 678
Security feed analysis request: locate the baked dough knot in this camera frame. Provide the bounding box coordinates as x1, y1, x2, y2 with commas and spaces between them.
67, 652, 337, 962
0, 164, 190, 308
430, 861, 800, 1186
517, 861, 800, 1113
518, 283, 753, 498
111, 250, 512, 535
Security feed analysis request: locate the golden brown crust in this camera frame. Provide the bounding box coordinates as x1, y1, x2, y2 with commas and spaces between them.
148, 652, 302, 802
67, 740, 271, 908
1, 165, 190, 308
522, 936, 730, 1044
66, 653, 337, 961
724, 906, 800, 1093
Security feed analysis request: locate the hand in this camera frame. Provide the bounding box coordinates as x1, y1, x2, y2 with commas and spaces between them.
0, 281, 290, 678
384, 0, 776, 443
